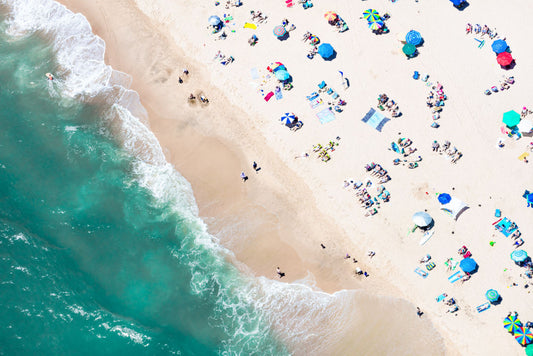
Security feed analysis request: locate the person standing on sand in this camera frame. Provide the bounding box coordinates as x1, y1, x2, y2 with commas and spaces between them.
252, 161, 258, 172
240, 172, 248, 182
417, 307, 423, 317
276, 267, 285, 278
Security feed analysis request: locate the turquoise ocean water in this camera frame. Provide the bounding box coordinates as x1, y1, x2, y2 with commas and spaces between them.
0, 3, 288, 355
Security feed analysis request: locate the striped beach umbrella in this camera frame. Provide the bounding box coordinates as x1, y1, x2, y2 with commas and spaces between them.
363, 9, 380, 22
281, 113, 296, 125
485, 289, 499, 303
504, 315, 522, 333
514, 327, 533, 346
273, 25, 287, 38
511, 249, 528, 263
406, 30, 422, 46
526, 344, 533, 356
324, 11, 338, 23
369, 21, 384, 31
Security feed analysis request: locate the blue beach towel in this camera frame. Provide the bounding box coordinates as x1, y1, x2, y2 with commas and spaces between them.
436, 293, 447, 302
317, 108, 335, 124
309, 98, 323, 109
361, 108, 390, 132
448, 270, 465, 283
495, 217, 517, 237
275, 90, 283, 100
250, 67, 259, 79
414, 267, 428, 279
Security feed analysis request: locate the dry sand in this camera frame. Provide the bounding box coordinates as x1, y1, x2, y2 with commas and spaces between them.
57, 0, 533, 354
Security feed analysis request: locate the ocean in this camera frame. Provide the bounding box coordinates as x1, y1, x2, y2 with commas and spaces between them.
0, 1, 447, 355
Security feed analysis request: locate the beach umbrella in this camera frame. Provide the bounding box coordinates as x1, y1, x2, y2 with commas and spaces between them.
485, 289, 500, 303
511, 250, 528, 263
324, 11, 338, 23
503, 110, 521, 127
275, 70, 290, 81
412, 211, 432, 227
317, 43, 335, 59
514, 327, 533, 346
491, 39, 508, 54
406, 30, 422, 46
528, 193, 533, 205
363, 9, 380, 22
517, 119, 533, 133
402, 43, 416, 56
273, 25, 287, 38
369, 21, 384, 31
438, 193, 452, 204
526, 344, 533, 356
280, 112, 296, 126
504, 315, 523, 333
450, 0, 464, 5
208, 15, 221, 26
497, 52, 513, 66
459, 257, 477, 274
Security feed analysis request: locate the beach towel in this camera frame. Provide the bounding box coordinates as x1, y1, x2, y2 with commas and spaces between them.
495, 217, 517, 237
250, 67, 259, 80
518, 152, 530, 161
275, 90, 283, 100
435, 293, 447, 302
316, 108, 335, 124
361, 108, 390, 132
309, 98, 323, 109
476, 302, 491, 313
264, 91, 274, 102
448, 270, 465, 283
414, 267, 428, 279
244, 22, 257, 30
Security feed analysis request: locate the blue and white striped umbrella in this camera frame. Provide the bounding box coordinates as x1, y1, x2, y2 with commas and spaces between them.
406, 30, 422, 46
281, 112, 296, 125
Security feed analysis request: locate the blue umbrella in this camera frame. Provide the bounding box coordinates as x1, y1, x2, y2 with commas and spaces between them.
317, 43, 335, 59
460, 257, 477, 274
527, 193, 533, 204
511, 250, 528, 263
491, 39, 508, 54
275, 70, 290, 81
438, 193, 452, 204
281, 112, 296, 126
485, 289, 500, 303
406, 30, 422, 46
450, 0, 464, 5
208, 15, 221, 26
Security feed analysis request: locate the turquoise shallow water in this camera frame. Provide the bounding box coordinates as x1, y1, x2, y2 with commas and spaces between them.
0, 15, 287, 356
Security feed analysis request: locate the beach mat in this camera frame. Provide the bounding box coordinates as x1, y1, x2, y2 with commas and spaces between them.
244, 22, 257, 30
414, 267, 427, 279
275, 90, 283, 100
250, 67, 259, 80
309, 98, 323, 109
317, 108, 335, 124
361, 108, 390, 132
435, 293, 447, 302
448, 270, 464, 283
264, 91, 274, 102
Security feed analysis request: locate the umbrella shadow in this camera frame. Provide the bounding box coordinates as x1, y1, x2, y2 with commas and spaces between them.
454, 1, 470, 11
277, 32, 290, 41
323, 50, 337, 61
501, 60, 517, 70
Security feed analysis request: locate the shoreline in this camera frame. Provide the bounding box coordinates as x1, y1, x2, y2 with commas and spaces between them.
53, 0, 533, 355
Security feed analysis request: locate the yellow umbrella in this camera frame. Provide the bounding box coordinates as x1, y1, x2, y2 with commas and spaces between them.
324, 11, 338, 23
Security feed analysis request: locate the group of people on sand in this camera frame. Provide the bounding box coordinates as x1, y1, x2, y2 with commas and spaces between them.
465, 23, 499, 39
312, 140, 339, 162
377, 93, 401, 117
431, 140, 462, 163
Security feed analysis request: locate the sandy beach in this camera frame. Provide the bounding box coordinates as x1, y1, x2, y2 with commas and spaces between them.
55, 0, 533, 354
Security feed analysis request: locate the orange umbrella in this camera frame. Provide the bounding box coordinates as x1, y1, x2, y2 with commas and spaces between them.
497, 52, 513, 66
324, 11, 338, 23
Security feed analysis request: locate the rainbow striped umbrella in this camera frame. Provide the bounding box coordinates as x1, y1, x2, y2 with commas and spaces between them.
514, 327, 533, 346
363, 9, 381, 23
369, 21, 384, 31
324, 11, 338, 23
504, 315, 522, 333
273, 25, 287, 38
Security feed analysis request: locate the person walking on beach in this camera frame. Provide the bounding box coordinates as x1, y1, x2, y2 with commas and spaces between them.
276, 267, 285, 278
240, 172, 248, 182
417, 307, 423, 317
183, 68, 189, 75
252, 161, 259, 172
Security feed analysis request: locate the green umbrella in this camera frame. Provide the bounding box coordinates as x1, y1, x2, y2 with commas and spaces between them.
526, 343, 533, 356
402, 43, 416, 56
503, 110, 521, 127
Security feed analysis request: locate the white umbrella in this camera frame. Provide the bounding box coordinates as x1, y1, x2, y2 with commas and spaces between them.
517, 119, 533, 133
412, 211, 433, 227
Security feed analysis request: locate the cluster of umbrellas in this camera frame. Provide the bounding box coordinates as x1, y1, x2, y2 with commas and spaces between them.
402, 30, 422, 57
503, 110, 533, 133
268, 62, 290, 81
491, 39, 514, 67
363, 9, 384, 31
503, 315, 533, 346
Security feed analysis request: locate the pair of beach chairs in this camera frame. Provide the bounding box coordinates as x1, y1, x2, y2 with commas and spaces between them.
318, 81, 340, 99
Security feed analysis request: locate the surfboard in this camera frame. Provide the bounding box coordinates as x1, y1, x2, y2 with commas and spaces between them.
419, 230, 435, 245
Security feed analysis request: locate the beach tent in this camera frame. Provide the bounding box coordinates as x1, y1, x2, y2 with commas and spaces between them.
459, 257, 477, 274
317, 43, 335, 60
405, 30, 422, 46
438, 194, 468, 220
503, 110, 521, 127
412, 211, 432, 227
361, 108, 390, 132
497, 52, 513, 66
511, 250, 528, 263
491, 39, 508, 54
485, 289, 500, 303
517, 119, 533, 133
504, 315, 523, 333
275, 70, 290, 81
208, 15, 222, 26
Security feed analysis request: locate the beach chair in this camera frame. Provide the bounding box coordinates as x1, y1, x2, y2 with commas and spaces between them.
332, 92, 339, 100
302, 1, 313, 9
463, 251, 472, 258
306, 92, 319, 101
326, 88, 334, 95
413, 71, 420, 80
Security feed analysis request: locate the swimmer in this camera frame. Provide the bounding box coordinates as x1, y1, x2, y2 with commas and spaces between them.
46, 73, 54, 80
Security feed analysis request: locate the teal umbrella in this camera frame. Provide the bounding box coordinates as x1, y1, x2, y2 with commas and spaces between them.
402, 43, 416, 56
504, 314, 522, 333
485, 289, 499, 303
275, 70, 290, 81
511, 249, 528, 263
503, 110, 521, 127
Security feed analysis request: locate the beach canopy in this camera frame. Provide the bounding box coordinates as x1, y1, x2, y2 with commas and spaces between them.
517, 119, 533, 133
402, 43, 416, 56
504, 315, 523, 333
485, 289, 500, 303
491, 39, 508, 54
324, 11, 338, 23
438, 193, 451, 204
208, 15, 222, 26
511, 249, 528, 263
405, 30, 422, 46
318, 43, 335, 59
273, 25, 287, 38
497, 52, 513, 66
412, 211, 432, 227
459, 257, 477, 274
363, 9, 380, 22
280, 112, 296, 126
526, 344, 533, 356
369, 21, 383, 30
503, 110, 521, 127
514, 327, 533, 346
361, 108, 390, 132
275, 69, 290, 81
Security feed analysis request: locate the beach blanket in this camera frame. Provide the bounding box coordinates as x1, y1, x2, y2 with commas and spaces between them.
264, 91, 274, 102
317, 108, 335, 124
309, 98, 323, 109
275, 90, 283, 100
495, 217, 517, 237
244, 22, 257, 30
448, 270, 465, 283
361, 108, 390, 132
250, 67, 259, 80
414, 267, 428, 279
435, 293, 447, 302
476, 302, 491, 313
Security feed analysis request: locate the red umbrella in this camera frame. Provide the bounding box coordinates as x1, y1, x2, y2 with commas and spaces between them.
497, 52, 513, 66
